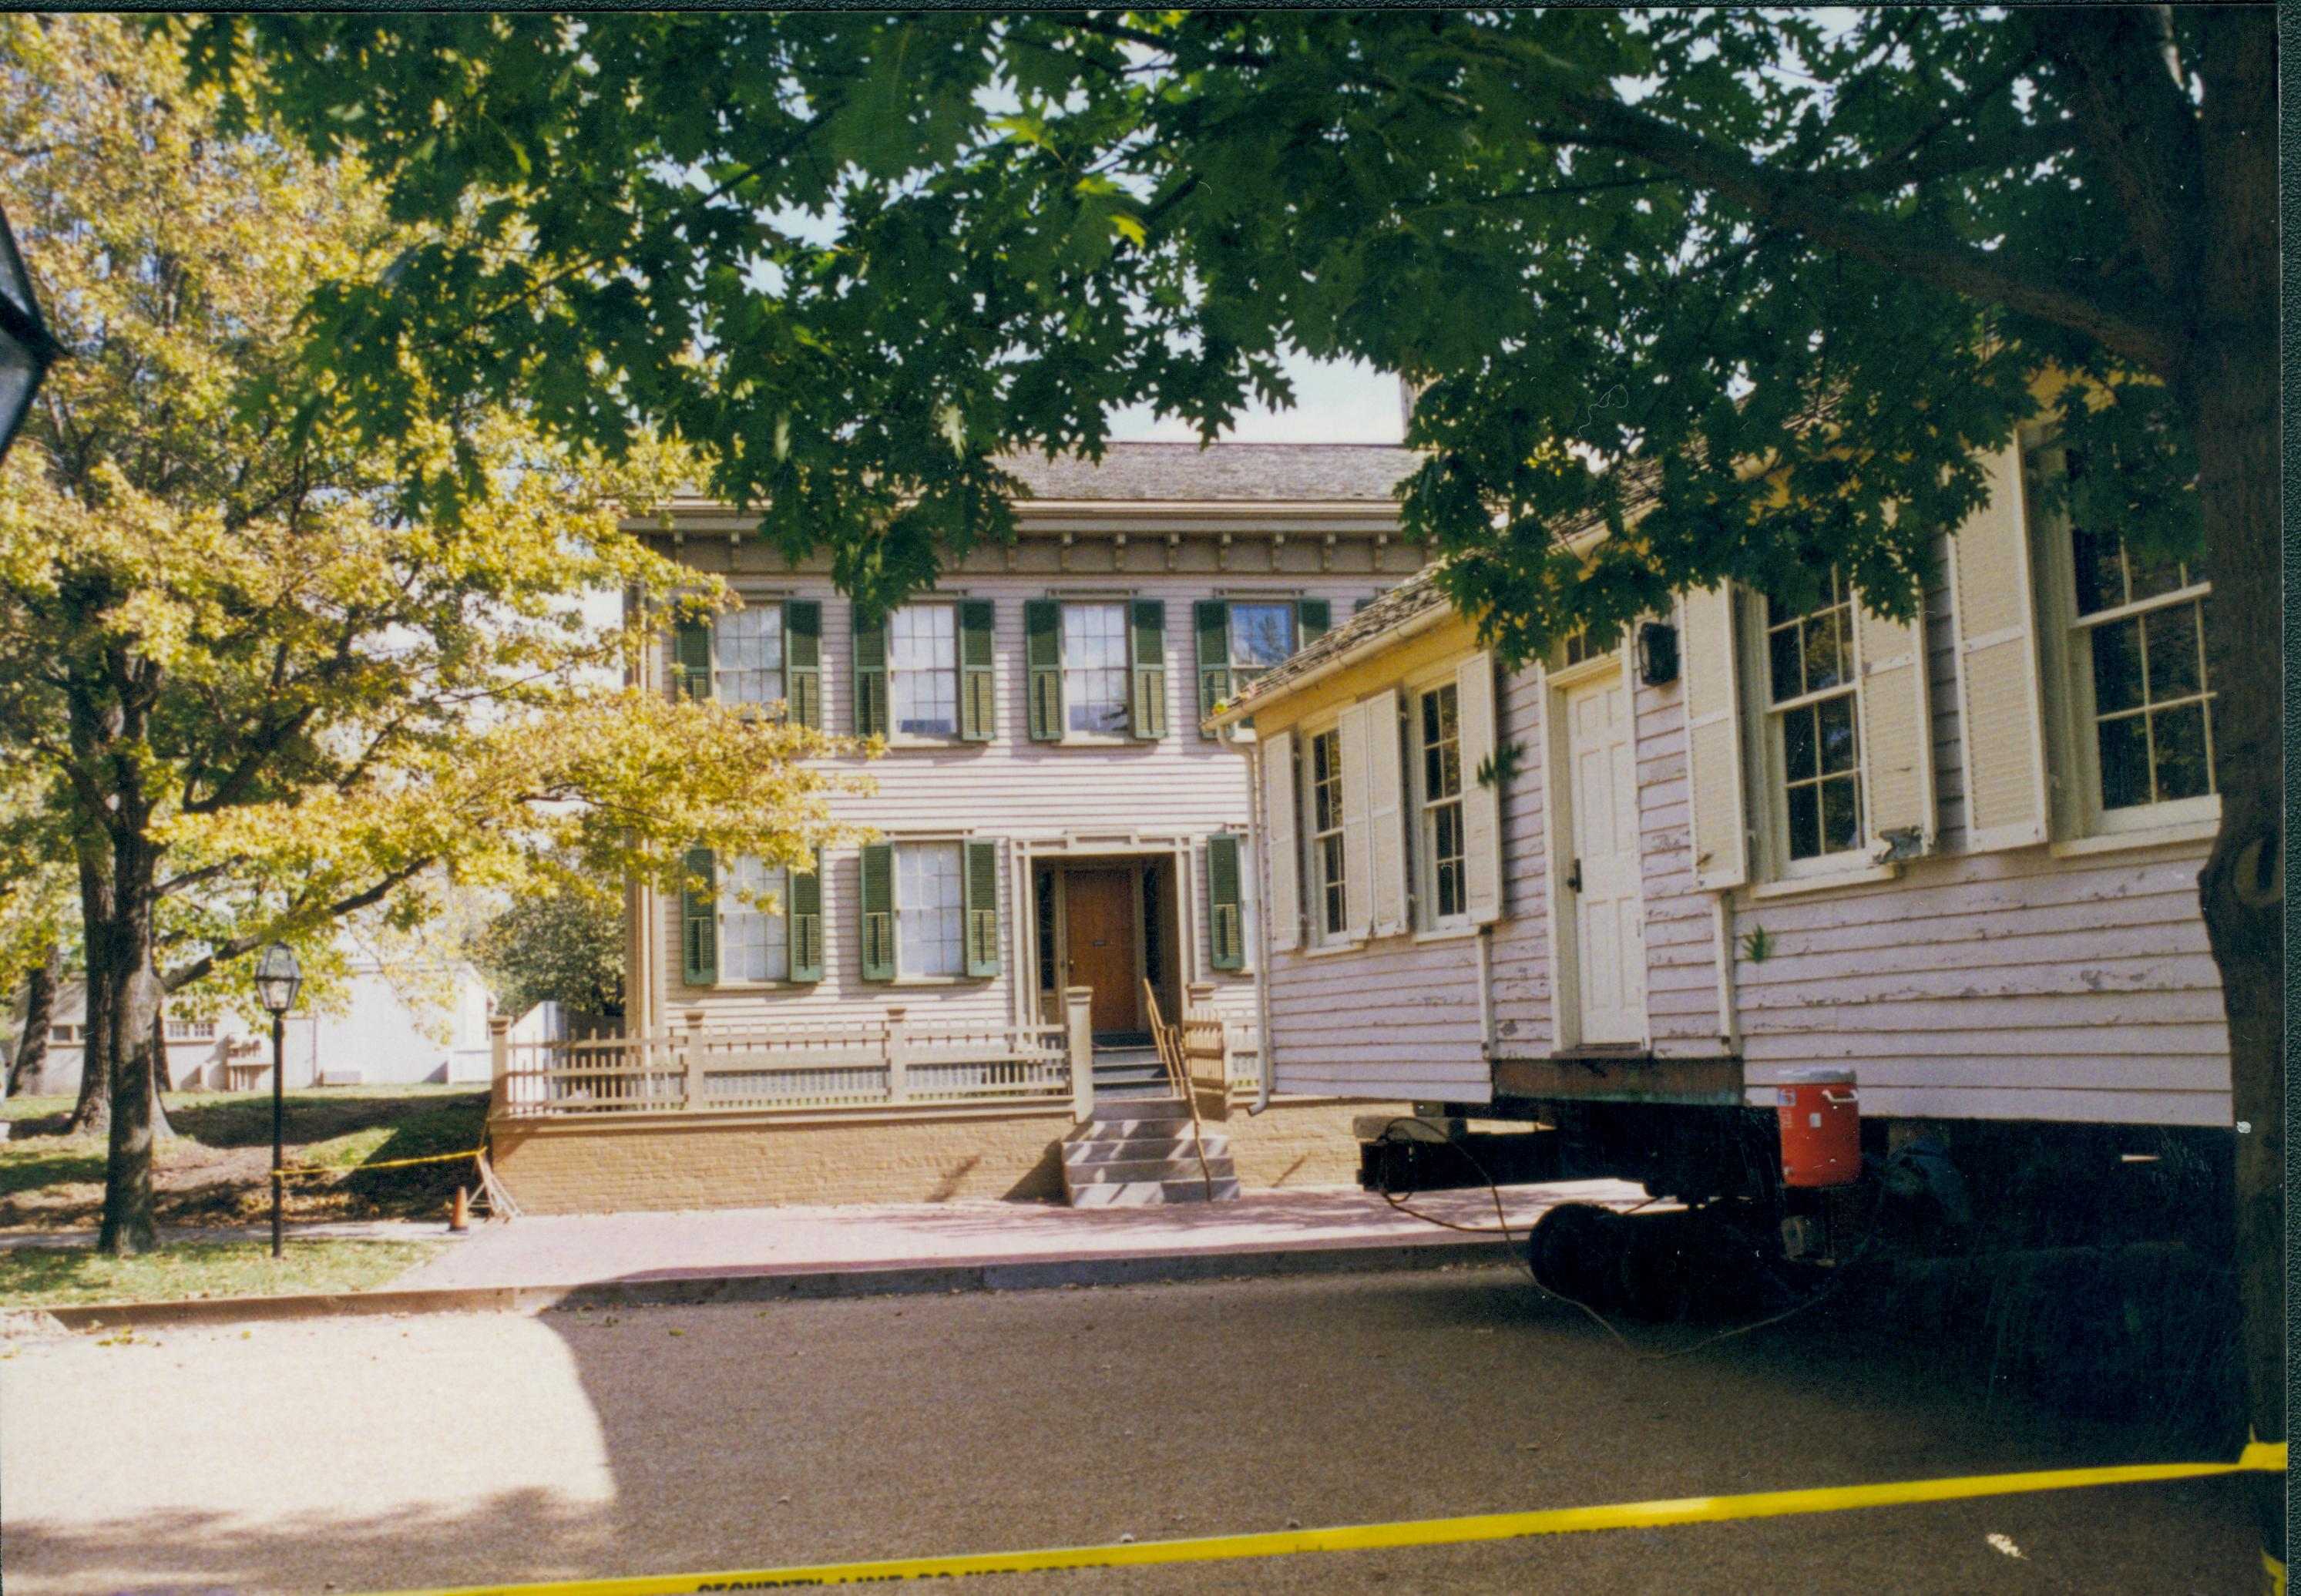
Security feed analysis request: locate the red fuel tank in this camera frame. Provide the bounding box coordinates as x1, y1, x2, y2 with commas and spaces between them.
1775, 1068, 1861, 1188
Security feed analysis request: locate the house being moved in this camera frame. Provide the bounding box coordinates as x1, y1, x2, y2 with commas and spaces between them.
1207, 432, 2230, 1285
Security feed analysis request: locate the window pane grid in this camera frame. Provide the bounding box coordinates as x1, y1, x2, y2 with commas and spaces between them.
2081, 594, 2215, 811
1769, 571, 1863, 863
720, 854, 790, 982
1309, 729, 1346, 937
1063, 603, 1130, 734
715, 607, 785, 707
896, 843, 964, 977
890, 606, 959, 736
1419, 685, 1465, 923
1230, 603, 1295, 690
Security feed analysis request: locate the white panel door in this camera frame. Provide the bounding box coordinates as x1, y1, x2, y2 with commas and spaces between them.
1565, 673, 1646, 1045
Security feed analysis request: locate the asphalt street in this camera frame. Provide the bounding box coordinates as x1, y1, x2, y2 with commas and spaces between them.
2, 1265, 2255, 1594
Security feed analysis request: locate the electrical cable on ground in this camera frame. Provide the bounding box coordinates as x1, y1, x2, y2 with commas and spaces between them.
1369, 1116, 1894, 1362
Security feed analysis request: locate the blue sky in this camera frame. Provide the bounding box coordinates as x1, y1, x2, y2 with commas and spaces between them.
1105, 350, 1408, 444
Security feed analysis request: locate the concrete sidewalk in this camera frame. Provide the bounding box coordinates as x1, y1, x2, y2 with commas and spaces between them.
388, 1181, 1645, 1293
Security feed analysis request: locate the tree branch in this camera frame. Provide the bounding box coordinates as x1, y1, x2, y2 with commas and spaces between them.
160, 855, 437, 993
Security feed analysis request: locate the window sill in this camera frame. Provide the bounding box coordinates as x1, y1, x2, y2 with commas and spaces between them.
1412, 925, 1478, 945
1748, 862, 1901, 900
1298, 939, 1367, 958
2050, 819, 2220, 858
885, 734, 979, 751
888, 975, 986, 988
707, 980, 807, 992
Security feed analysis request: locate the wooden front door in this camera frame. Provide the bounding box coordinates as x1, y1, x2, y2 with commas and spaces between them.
1064, 869, 1140, 1034
1564, 670, 1646, 1044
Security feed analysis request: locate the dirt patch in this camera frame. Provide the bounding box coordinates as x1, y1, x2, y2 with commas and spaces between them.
0, 1090, 489, 1231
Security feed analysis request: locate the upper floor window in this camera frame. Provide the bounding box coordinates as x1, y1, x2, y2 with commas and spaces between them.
888, 605, 959, 738
2063, 461, 2215, 817
1228, 603, 1298, 690
1765, 570, 1863, 864
164, 1018, 217, 1042
715, 607, 784, 707
1416, 683, 1467, 926
1061, 603, 1131, 736
1308, 726, 1348, 939
719, 854, 791, 983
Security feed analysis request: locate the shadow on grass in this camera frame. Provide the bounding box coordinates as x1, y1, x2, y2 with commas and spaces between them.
0, 1148, 107, 1200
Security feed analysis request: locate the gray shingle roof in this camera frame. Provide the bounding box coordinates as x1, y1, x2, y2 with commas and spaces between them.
997, 442, 1419, 502
1212, 563, 1455, 723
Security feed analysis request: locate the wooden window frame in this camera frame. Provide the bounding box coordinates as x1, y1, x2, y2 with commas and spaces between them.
884, 602, 967, 747
1409, 671, 1471, 936
2027, 442, 2221, 842
1302, 716, 1352, 948
1749, 579, 1870, 881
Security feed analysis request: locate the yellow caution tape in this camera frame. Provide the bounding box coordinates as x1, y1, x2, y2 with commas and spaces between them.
2267, 1549, 2288, 1596
270, 1147, 485, 1182
368, 1441, 2286, 1596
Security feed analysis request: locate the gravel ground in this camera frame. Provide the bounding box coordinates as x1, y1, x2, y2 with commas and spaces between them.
0, 1265, 2256, 1595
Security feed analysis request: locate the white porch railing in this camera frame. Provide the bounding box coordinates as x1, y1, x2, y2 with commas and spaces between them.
489, 1004, 1073, 1119
1180, 984, 1261, 1100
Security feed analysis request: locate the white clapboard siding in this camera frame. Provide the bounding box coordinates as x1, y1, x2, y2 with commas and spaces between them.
1364, 687, 1409, 938
647, 561, 1401, 1030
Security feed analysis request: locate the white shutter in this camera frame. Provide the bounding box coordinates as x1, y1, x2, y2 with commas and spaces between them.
1680, 583, 1750, 889
1363, 687, 1408, 937
1337, 703, 1374, 941
1262, 729, 1301, 953
1457, 653, 1504, 924
1950, 439, 2051, 850
1852, 588, 1935, 854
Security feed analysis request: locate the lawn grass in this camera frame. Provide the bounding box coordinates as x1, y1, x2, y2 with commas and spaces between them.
0, 1086, 489, 1228
0, 1238, 443, 1308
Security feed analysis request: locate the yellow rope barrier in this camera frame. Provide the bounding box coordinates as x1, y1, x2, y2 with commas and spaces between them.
367, 1441, 2286, 1596
268, 1147, 485, 1183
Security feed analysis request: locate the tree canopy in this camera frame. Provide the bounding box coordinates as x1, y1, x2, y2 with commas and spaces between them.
0, 15, 870, 1249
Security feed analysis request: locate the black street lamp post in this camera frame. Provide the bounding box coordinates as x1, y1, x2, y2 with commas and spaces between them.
0, 203, 59, 461
254, 943, 303, 1259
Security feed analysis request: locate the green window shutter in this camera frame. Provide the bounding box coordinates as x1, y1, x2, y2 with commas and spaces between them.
1355, 594, 1377, 614
963, 839, 1002, 977
673, 617, 714, 701
1024, 598, 1064, 741
680, 848, 718, 987
1129, 599, 1167, 741
1296, 597, 1332, 646
787, 848, 825, 983
1194, 600, 1231, 738
784, 600, 822, 728
1207, 833, 1245, 971
852, 606, 888, 738
859, 842, 895, 981
958, 599, 996, 741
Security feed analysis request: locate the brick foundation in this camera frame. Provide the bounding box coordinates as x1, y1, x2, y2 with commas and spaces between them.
490, 1097, 1393, 1214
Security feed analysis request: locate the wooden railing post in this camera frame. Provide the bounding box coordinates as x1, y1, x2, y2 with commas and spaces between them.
488, 1013, 512, 1117
885, 1006, 909, 1104
1065, 986, 1095, 1123
683, 1008, 707, 1112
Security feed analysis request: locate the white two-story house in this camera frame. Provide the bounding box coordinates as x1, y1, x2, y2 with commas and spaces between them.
485, 443, 1429, 1213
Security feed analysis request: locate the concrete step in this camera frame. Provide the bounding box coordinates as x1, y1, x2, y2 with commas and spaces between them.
1063, 1154, 1239, 1187
1091, 1047, 1164, 1065
1081, 1096, 1191, 1121
1068, 1116, 1194, 1140
1090, 1067, 1172, 1087
1067, 1175, 1245, 1207
1063, 1134, 1231, 1165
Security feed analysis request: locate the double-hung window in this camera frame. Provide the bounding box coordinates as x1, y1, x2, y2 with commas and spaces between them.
719, 855, 792, 983
1192, 597, 1331, 734
1765, 570, 1865, 866
1061, 603, 1131, 735
888, 606, 960, 738
714, 607, 784, 708
1308, 726, 1349, 941
2057, 455, 2215, 825
1229, 603, 1298, 691
895, 843, 965, 976
1416, 683, 1468, 926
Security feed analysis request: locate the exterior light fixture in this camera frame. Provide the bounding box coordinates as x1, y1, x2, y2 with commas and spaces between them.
0, 204, 59, 461
1637, 620, 1680, 687
254, 942, 303, 1258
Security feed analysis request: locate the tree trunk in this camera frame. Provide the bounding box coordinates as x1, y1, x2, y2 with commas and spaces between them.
147, 999, 175, 1141
67, 851, 113, 1137
2183, 12, 2282, 1572
96, 844, 165, 1257
6, 944, 60, 1097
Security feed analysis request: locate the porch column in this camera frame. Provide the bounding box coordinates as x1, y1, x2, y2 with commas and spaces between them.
1065, 986, 1095, 1123
487, 1013, 512, 1119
